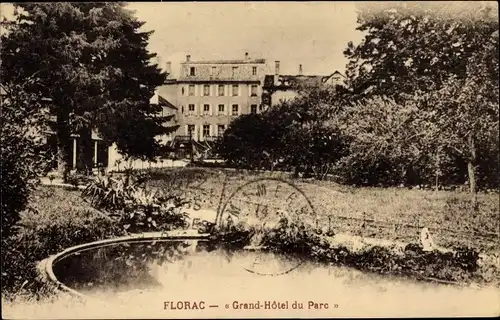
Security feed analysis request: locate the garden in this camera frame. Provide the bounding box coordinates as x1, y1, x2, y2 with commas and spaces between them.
2, 167, 499, 308
1, 2, 499, 318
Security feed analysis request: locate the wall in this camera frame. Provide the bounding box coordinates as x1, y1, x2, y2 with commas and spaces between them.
271, 90, 300, 106
160, 59, 268, 141
174, 83, 263, 140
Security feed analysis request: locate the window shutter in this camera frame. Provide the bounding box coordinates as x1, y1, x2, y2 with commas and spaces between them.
248, 84, 251, 97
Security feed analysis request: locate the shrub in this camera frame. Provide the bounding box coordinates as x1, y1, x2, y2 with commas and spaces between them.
65, 172, 93, 187
214, 211, 493, 285
81, 173, 189, 234
1, 186, 122, 297
1, 84, 51, 239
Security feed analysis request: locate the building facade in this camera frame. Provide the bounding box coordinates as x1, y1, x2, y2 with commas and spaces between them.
262, 61, 346, 108
158, 53, 267, 142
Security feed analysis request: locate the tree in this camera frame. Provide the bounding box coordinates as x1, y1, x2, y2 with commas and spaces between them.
1, 3, 177, 178
215, 86, 348, 176
344, 2, 498, 101
214, 113, 279, 169
343, 1, 499, 200
414, 31, 499, 205
0, 81, 51, 238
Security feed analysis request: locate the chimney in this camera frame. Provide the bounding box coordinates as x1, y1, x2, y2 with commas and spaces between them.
299, 64, 303, 76
165, 61, 172, 78
186, 54, 191, 62
274, 61, 280, 85
245, 52, 249, 60
155, 56, 163, 69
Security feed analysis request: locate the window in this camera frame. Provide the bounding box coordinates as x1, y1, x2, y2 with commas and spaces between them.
218, 84, 225, 96
217, 125, 225, 136
203, 125, 210, 137
187, 125, 195, 136
252, 66, 257, 76
251, 84, 258, 96
203, 84, 210, 96
218, 104, 225, 114
251, 104, 257, 114
203, 104, 210, 115
232, 84, 239, 96
232, 104, 239, 116
188, 104, 195, 115
190, 67, 196, 76
232, 66, 238, 77
181, 87, 185, 95
211, 66, 217, 76
188, 85, 195, 96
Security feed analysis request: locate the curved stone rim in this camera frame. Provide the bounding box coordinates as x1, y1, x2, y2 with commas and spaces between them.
43, 231, 211, 301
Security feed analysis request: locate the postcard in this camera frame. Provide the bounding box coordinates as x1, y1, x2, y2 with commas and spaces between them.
1, 1, 499, 319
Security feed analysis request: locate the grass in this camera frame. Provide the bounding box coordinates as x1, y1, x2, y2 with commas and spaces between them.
2, 186, 123, 299
145, 167, 500, 254
2, 167, 499, 301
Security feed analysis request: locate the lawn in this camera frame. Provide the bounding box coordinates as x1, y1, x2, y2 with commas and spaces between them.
144, 167, 500, 253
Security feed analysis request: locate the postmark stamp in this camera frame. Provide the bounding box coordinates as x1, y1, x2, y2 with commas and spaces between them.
215, 177, 318, 276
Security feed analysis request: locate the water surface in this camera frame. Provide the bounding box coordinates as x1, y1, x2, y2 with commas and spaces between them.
5, 239, 500, 318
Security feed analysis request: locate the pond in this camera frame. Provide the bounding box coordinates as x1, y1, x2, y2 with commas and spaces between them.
24, 236, 497, 319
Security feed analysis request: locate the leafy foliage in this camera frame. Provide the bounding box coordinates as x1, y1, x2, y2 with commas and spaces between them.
81, 173, 189, 233
0, 81, 52, 239
2, 186, 122, 296
1, 3, 177, 175
215, 87, 348, 179
344, 2, 499, 101
338, 2, 499, 191
212, 207, 495, 284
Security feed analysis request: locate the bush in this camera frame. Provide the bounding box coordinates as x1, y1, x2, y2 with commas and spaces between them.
1, 84, 51, 239
81, 172, 189, 234
65, 172, 93, 187
1, 186, 122, 297
214, 211, 495, 285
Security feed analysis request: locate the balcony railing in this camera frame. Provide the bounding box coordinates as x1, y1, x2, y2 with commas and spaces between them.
173, 135, 219, 143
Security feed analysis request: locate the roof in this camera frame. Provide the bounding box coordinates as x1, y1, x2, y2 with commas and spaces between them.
263, 70, 347, 90
263, 74, 325, 90
182, 58, 266, 65
326, 70, 346, 78
158, 95, 177, 110
150, 92, 177, 110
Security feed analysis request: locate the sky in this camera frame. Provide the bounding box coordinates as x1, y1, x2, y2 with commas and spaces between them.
0, 2, 366, 77
126, 2, 365, 77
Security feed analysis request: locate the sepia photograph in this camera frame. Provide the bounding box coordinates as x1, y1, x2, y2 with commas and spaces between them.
1, 1, 499, 318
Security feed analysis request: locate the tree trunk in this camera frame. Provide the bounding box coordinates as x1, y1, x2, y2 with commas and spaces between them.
467, 134, 478, 210
55, 108, 72, 181
76, 126, 93, 175
435, 149, 441, 191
